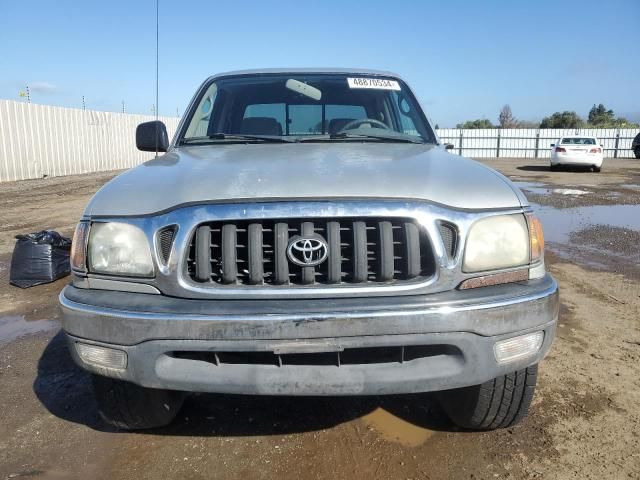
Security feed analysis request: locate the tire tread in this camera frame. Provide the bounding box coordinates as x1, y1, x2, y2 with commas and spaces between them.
92, 375, 184, 430
438, 364, 538, 430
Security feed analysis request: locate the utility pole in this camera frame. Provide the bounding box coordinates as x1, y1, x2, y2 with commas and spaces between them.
26, 86, 30, 103
82, 96, 86, 111
122, 101, 125, 114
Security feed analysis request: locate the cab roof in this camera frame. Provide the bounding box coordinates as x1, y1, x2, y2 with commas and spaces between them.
206, 68, 403, 81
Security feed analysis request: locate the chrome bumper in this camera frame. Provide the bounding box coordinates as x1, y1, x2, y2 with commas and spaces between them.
60, 274, 558, 395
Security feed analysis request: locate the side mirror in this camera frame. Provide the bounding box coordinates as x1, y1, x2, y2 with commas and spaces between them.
550, 143, 555, 147
136, 121, 169, 152
444, 143, 455, 150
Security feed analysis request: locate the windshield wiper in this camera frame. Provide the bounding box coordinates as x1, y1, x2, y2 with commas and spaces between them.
300, 133, 424, 144
180, 133, 296, 145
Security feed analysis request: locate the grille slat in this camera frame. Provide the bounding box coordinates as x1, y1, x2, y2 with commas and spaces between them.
377, 221, 394, 281
195, 225, 211, 281
300, 222, 316, 285
248, 223, 263, 285
221, 224, 238, 284
187, 217, 437, 287
352, 221, 368, 283
273, 222, 289, 284
327, 221, 341, 284
403, 222, 421, 278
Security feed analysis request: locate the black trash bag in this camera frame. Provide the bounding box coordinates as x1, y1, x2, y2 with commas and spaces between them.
10, 230, 72, 288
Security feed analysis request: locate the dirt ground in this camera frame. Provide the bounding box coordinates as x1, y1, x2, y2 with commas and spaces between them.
0, 158, 639, 480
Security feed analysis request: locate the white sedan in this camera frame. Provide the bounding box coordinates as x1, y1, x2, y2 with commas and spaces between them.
550, 136, 604, 172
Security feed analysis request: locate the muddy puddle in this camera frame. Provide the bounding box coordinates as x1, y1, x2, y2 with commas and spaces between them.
514, 180, 640, 243
360, 407, 435, 447
515, 181, 592, 197
0, 315, 57, 344
532, 203, 640, 243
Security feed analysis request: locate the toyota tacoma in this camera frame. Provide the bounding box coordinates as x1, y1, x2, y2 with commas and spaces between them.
60, 69, 558, 430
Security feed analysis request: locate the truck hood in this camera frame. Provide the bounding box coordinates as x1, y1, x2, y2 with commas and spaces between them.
86, 143, 526, 216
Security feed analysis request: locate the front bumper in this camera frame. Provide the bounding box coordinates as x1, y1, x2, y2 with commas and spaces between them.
60, 274, 559, 395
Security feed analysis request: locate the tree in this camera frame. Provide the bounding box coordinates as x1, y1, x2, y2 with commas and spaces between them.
498, 105, 518, 128
539, 111, 585, 129
587, 104, 638, 128
456, 119, 494, 129
588, 104, 614, 126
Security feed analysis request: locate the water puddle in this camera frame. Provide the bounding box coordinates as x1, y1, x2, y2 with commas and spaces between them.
552, 188, 589, 195
360, 407, 434, 447
0, 315, 57, 344
515, 181, 591, 197
531, 202, 640, 243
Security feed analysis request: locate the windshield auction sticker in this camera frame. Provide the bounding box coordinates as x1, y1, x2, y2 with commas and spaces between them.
347, 78, 401, 90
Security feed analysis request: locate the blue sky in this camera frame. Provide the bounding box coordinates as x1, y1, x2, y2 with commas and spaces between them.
1, 0, 638, 127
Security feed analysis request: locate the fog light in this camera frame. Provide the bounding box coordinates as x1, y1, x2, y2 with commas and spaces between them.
76, 343, 127, 370
494, 331, 544, 364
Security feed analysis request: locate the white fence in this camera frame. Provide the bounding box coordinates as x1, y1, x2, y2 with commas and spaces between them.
437, 128, 639, 159
0, 100, 180, 182
0, 100, 638, 182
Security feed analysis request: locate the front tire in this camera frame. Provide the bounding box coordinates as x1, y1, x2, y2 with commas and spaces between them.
634, 147, 640, 159
437, 365, 538, 430
593, 166, 601, 172
92, 375, 185, 430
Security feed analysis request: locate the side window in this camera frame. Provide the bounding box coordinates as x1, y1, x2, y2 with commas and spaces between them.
393, 92, 419, 136
243, 103, 286, 133
185, 83, 218, 137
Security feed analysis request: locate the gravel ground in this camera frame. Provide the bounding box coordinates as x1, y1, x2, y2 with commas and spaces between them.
0, 157, 639, 480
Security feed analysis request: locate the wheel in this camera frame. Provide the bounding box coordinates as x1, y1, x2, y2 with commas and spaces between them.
92, 375, 185, 430
337, 118, 390, 133
593, 166, 601, 172
437, 365, 538, 430
634, 148, 640, 159
550, 164, 559, 171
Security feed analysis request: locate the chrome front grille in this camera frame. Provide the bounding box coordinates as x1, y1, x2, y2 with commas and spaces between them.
185, 217, 436, 287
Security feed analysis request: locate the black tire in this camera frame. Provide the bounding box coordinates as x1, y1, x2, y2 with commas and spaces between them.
92, 375, 185, 430
437, 365, 538, 430
550, 164, 559, 171
634, 147, 640, 159
593, 166, 601, 172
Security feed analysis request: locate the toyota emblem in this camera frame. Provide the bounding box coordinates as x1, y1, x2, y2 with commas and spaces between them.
287, 235, 329, 267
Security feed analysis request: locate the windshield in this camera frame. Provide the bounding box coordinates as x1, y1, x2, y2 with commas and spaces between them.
179, 73, 435, 144
561, 137, 596, 145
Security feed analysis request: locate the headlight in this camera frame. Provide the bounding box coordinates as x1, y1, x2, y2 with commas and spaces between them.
70, 221, 90, 272
526, 213, 545, 263
463, 214, 529, 272
88, 222, 154, 276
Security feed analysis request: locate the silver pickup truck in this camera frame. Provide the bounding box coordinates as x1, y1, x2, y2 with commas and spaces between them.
60, 69, 558, 431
